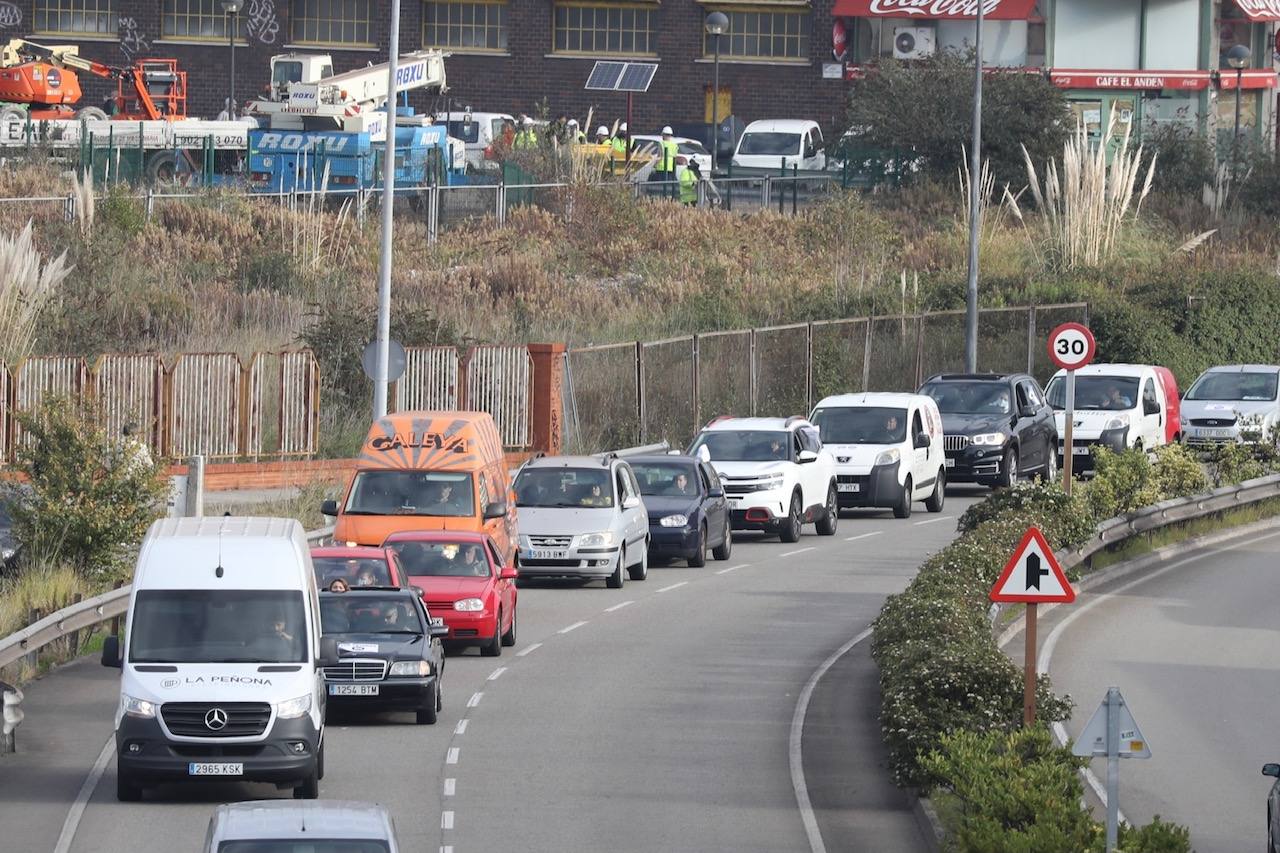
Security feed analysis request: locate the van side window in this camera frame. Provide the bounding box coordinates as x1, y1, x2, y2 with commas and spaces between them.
912, 411, 926, 447
478, 474, 490, 510
1143, 379, 1160, 415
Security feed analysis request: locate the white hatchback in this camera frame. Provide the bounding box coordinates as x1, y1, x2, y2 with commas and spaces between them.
809, 393, 947, 519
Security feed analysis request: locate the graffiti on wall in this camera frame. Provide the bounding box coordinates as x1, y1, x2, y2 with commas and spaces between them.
119, 17, 150, 61
246, 0, 280, 44
0, 3, 22, 28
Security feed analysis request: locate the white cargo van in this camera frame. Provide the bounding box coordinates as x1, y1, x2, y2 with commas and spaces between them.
102, 517, 330, 802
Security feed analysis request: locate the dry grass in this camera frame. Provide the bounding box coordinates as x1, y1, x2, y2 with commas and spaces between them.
0, 220, 72, 364
206, 480, 341, 532
0, 562, 86, 638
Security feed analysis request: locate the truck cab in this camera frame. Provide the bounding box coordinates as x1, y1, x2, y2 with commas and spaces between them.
266, 53, 334, 100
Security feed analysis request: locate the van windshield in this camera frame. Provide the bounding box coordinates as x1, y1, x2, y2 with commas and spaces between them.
1045, 376, 1139, 411
738, 132, 800, 155
810, 407, 907, 444
344, 471, 475, 517
219, 843, 391, 853
130, 590, 306, 664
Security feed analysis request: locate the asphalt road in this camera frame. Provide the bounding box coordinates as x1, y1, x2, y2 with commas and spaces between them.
1043, 525, 1280, 853
1, 491, 983, 853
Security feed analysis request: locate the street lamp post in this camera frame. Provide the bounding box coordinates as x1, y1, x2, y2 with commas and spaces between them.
221, 0, 242, 117
963, 3, 985, 373
704, 12, 728, 174
372, 0, 402, 420
1226, 43, 1251, 185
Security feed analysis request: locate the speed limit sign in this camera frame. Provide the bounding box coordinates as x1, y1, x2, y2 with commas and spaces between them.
1047, 322, 1096, 371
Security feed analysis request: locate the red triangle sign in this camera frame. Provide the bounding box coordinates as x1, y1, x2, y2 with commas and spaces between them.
989, 526, 1076, 604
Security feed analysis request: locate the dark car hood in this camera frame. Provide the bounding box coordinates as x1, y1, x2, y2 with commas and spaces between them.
328, 632, 424, 657
939, 412, 1013, 434
642, 495, 701, 519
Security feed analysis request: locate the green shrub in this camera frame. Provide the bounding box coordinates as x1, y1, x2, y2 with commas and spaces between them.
1083, 447, 1158, 520
1208, 439, 1280, 487
1107, 815, 1194, 853
956, 480, 1094, 546
1139, 122, 1215, 199
1148, 444, 1210, 498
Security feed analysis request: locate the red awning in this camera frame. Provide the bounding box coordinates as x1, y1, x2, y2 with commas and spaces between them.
1219, 69, 1280, 89
832, 0, 1036, 20
1048, 69, 1211, 90
1231, 0, 1280, 21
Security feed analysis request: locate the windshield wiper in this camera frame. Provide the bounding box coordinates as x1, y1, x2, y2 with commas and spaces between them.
212, 656, 288, 663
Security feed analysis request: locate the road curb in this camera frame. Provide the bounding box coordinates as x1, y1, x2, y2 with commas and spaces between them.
911, 793, 944, 853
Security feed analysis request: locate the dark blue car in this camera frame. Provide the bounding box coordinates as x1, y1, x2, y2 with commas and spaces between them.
628, 455, 732, 567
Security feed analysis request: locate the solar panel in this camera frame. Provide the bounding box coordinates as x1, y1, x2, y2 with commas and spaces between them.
585, 61, 626, 91
616, 63, 658, 93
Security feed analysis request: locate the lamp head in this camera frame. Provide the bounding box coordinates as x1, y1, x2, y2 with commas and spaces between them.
1227, 44, 1251, 70
705, 11, 729, 35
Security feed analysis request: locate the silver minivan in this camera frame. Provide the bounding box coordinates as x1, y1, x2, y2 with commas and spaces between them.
512, 454, 650, 589
1181, 364, 1280, 448
204, 800, 399, 852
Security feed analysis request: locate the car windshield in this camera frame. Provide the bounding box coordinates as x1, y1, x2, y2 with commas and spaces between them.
320, 595, 423, 635
220, 840, 391, 852
1185, 372, 1279, 402
690, 430, 791, 462
1045, 376, 1140, 411
679, 141, 708, 156
129, 590, 306, 664
920, 381, 1012, 415
514, 467, 614, 508
386, 540, 491, 578
445, 120, 480, 143
810, 407, 907, 444
738, 132, 800, 155
630, 462, 700, 497
313, 556, 393, 589
344, 471, 474, 517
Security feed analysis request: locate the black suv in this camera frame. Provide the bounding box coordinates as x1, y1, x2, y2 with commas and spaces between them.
917, 373, 1058, 488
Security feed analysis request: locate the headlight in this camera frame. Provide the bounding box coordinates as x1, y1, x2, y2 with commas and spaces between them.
121, 694, 156, 719
276, 694, 312, 720
970, 433, 1006, 446
660, 514, 689, 527
1103, 416, 1129, 431
873, 448, 901, 466
390, 660, 432, 677
576, 531, 617, 548
453, 598, 484, 612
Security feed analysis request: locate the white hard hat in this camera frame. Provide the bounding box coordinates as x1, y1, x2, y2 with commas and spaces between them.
597, 125, 609, 136
522, 116, 533, 126
619, 122, 628, 131
662, 125, 673, 135
567, 118, 578, 127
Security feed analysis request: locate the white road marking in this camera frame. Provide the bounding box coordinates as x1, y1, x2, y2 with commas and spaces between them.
446, 747, 460, 764
443, 778, 456, 797
487, 667, 507, 681
440, 847, 454, 853
558, 620, 588, 634
790, 626, 874, 853
779, 546, 815, 557
515, 642, 542, 657
454, 719, 468, 735
913, 515, 954, 526
844, 531, 882, 542
657, 581, 688, 593
715, 563, 749, 575
441, 811, 454, 830
604, 600, 634, 612
466, 692, 483, 708
53, 736, 114, 853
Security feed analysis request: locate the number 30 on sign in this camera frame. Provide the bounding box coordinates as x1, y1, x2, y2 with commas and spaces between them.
1047, 322, 1096, 371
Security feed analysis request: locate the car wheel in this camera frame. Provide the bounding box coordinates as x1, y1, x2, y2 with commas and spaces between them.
293, 762, 320, 799
606, 549, 625, 589
711, 518, 732, 561
501, 606, 517, 647
893, 477, 913, 519
996, 448, 1018, 489
480, 611, 502, 657
1042, 444, 1058, 483
925, 470, 945, 513
815, 484, 838, 535
689, 525, 707, 567
628, 543, 649, 580
780, 492, 803, 543
116, 765, 142, 802
416, 682, 439, 725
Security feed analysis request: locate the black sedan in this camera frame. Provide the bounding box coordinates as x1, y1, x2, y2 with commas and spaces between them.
628, 454, 732, 567
318, 588, 449, 724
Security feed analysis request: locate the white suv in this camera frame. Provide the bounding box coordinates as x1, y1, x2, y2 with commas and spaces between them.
687, 416, 838, 542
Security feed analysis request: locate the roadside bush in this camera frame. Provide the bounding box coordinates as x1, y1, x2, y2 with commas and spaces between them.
956, 480, 1094, 546
1147, 444, 1210, 498
1086, 445, 1213, 521
1108, 816, 1194, 853
10, 397, 167, 581
1139, 122, 1214, 199
1208, 439, 1280, 487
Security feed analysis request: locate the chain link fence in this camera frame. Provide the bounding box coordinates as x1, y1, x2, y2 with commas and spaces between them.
564, 303, 1089, 453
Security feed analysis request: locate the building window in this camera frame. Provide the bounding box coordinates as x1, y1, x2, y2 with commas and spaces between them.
33, 0, 117, 35
703, 8, 810, 61
163, 0, 246, 40
423, 0, 508, 51
552, 2, 656, 56
292, 0, 374, 46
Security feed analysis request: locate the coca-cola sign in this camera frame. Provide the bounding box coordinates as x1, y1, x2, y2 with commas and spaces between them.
1232, 0, 1280, 21
832, 0, 1036, 20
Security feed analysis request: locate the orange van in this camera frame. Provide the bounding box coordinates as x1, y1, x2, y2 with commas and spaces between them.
321, 411, 518, 563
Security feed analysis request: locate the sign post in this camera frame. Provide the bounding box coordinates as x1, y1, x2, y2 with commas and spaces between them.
989, 526, 1075, 724
1047, 322, 1096, 495
1072, 687, 1151, 852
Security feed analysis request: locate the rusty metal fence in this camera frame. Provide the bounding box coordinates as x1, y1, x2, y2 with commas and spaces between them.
563, 303, 1089, 452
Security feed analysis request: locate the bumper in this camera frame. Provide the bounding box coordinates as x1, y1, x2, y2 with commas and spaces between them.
1058, 427, 1128, 472
647, 524, 701, 558
834, 462, 903, 509
438, 610, 498, 645
725, 493, 787, 530
517, 546, 619, 579
1184, 426, 1246, 448
325, 677, 437, 712
943, 445, 1008, 483
115, 712, 319, 787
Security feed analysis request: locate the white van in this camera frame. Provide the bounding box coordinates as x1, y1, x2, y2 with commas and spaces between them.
102, 517, 329, 802
433, 110, 514, 172
204, 801, 400, 852
1044, 363, 1170, 471
731, 119, 826, 171
808, 392, 947, 519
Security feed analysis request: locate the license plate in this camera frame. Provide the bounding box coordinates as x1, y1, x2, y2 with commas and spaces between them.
837, 483, 860, 493
945, 458, 956, 468
329, 684, 379, 696
189, 762, 243, 776
529, 549, 566, 560
1072, 446, 1090, 455
1202, 428, 1232, 438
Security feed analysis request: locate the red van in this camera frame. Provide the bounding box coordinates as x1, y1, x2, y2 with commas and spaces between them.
1154, 367, 1182, 445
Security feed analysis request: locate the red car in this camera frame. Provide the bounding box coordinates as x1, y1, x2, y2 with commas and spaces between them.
383, 530, 518, 657
1154, 366, 1183, 444
310, 545, 410, 591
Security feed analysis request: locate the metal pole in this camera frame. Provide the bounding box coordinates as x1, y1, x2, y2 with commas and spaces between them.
963, 3, 985, 372
1063, 369, 1076, 492
373, 0, 402, 420
1105, 686, 1120, 852
229, 11, 236, 116
712, 36, 721, 173
1231, 67, 1244, 184
1023, 602, 1037, 725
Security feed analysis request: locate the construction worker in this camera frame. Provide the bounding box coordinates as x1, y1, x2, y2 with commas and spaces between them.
565, 118, 586, 144
657, 125, 679, 183
677, 155, 698, 206
595, 125, 610, 146
609, 122, 629, 157
514, 116, 538, 149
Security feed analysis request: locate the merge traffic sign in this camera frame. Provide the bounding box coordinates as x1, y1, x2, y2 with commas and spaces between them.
989, 526, 1075, 603
1047, 322, 1096, 372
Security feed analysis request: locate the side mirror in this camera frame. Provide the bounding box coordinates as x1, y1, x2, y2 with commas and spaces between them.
797, 450, 818, 464
1020, 405, 1037, 419
1264, 763, 1280, 778
429, 616, 450, 638
914, 432, 929, 449
483, 501, 507, 520
707, 487, 724, 498
101, 635, 122, 668
411, 586, 425, 598
318, 637, 339, 668
499, 566, 518, 580
320, 499, 338, 517
622, 495, 642, 509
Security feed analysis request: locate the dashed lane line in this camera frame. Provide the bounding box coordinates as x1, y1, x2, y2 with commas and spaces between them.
657, 581, 688, 593
515, 642, 542, 657
446, 747, 460, 764
487, 667, 507, 681
715, 563, 749, 575
604, 600, 634, 612
444, 778, 456, 797
558, 620, 589, 634
441, 811, 455, 830
779, 547, 815, 557
466, 692, 483, 708
454, 719, 468, 735
844, 531, 882, 542
913, 515, 954, 526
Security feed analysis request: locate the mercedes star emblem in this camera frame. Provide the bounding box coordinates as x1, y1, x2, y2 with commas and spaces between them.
204, 707, 229, 731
